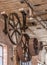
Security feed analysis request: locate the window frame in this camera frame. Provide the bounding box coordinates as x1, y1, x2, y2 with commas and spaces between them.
0, 45, 3, 65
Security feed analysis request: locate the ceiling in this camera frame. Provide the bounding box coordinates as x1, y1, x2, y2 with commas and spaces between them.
0, 0, 47, 45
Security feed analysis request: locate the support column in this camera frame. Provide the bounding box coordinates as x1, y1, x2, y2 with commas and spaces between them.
13, 46, 20, 65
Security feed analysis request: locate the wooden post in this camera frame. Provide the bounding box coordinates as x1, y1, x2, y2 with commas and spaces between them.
13, 46, 20, 65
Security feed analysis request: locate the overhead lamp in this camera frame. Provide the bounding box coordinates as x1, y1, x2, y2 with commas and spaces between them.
29, 17, 33, 20
28, 17, 37, 26
1, 11, 6, 14
19, 8, 24, 11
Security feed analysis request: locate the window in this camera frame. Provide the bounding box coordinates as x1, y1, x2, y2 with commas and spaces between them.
0, 43, 7, 65
0, 46, 3, 65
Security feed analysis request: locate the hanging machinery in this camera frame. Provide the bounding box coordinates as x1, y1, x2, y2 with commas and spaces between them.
1, 0, 44, 64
